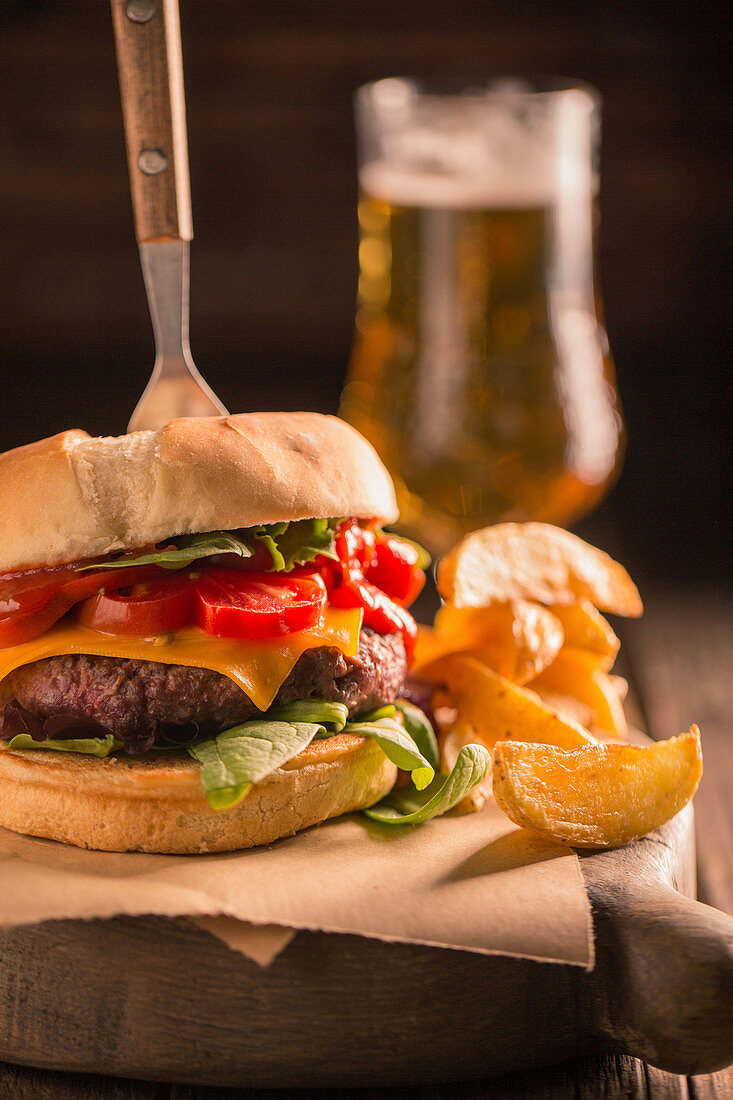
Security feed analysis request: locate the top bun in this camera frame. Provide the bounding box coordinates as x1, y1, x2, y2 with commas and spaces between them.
0, 413, 398, 573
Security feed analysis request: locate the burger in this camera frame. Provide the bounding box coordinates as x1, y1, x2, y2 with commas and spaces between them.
0, 412, 456, 853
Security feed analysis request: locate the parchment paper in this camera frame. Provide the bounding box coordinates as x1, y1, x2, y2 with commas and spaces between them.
189, 916, 296, 966
0, 801, 594, 969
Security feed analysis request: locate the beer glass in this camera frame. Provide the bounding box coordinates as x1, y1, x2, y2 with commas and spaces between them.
340, 78, 624, 555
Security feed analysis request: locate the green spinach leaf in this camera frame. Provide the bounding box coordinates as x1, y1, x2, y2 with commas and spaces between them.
394, 698, 440, 771
364, 744, 491, 824
1, 733, 121, 757
188, 720, 323, 809
345, 716, 435, 791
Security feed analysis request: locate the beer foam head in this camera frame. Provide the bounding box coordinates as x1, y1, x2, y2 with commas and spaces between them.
358, 79, 598, 209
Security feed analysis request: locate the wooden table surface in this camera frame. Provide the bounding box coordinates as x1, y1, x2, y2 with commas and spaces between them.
1, 588, 731, 1099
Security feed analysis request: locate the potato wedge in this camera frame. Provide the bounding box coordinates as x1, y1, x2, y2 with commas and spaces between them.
609, 674, 628, 702
507, 601, 565, 683
529, 688, 626, 743
529, 688, 595, 735
551, 600, 620, 670
420, 653, 596, 750
531, 651, 628, 737
437, 523, 643, 617
414, 625, 447, 668
421, 601, 564, 684
492, 727, 702, 848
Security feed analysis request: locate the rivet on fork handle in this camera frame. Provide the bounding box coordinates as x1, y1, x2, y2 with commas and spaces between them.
110, 0, 192, 244
126, 0, 156, 25
138, 149, 169, 175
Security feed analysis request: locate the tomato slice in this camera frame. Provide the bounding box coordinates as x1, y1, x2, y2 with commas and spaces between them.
0, 560, 170, 649
75, 574, 195, 637
60, 562, 164, 603
194, 567, 328, 639
366, 536, 425, 607
0, 575, 60, 617
0, 597, 73, 650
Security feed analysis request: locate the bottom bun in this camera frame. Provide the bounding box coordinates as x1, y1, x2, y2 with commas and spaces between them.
0, 734, 398, 853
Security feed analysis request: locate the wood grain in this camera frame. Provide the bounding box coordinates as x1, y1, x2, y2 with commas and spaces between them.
2, 1057, 732, 1098
110, 0, 192, 242
688, 1069, 733, 1099
0, 802, 730, 1089
619, 590, 733, 915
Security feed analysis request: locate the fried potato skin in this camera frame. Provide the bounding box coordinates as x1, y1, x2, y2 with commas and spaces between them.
437, 523, 643, 617
418, 601, 564, 685
530, 650, 628, 737
550, 600, 620, 670
421, 523, 700, 843
421, 653, 596, 750
492, 728, 702, 848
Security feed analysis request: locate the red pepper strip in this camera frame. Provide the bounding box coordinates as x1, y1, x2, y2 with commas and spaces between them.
328, 566, 417, 663
366, 536, 425, 607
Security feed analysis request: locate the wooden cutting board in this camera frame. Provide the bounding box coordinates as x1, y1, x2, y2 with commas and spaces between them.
0, 801, 731, 1088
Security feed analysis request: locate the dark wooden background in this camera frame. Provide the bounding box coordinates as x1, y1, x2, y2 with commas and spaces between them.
0, 0, 730, 589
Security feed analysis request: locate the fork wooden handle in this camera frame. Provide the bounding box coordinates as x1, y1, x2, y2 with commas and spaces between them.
110, 0, 192, 243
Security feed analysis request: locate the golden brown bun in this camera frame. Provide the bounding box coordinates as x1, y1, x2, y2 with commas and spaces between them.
0, 734, 397, 853
0, 413, 398, 573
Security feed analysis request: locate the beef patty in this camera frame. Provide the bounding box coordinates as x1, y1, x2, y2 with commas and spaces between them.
0, 628, 406, 752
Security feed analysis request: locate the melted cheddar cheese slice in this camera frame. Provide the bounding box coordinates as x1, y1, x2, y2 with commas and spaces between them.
0, 608, 363, 713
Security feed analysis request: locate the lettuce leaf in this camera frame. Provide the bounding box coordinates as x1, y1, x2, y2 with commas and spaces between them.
78, 519, 340, 575
78, 532, 253, 572
187, 702, 437, 810
272, 518, 340, 570
356, 704, 397, 722
248, 530, 286, 571
364, 744, 491, 824
187, 720, 323, 809
268, 699, 349, 732
344, 716, 435, 791
0, 733, 121, 757
394, 698, 440, 771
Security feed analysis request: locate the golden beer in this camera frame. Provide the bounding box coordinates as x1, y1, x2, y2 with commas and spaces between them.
341, 80, 623, 554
